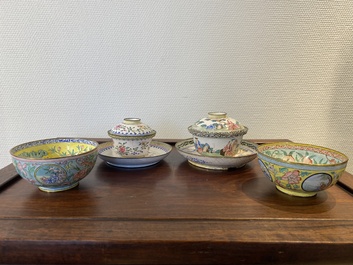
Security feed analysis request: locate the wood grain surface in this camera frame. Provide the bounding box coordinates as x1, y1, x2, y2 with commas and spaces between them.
1, 139, 353, 264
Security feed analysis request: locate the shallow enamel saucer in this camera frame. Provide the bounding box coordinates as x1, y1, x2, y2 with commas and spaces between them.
176, 138, 258, 170
98, 141, 172, 168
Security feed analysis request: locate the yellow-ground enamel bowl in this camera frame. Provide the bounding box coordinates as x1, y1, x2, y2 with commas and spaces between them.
10, 138, 99, 192
257, 142, 348, 197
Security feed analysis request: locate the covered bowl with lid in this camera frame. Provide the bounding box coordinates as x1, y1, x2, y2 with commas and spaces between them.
108, 118, 156, 158
188, 112, 248, 157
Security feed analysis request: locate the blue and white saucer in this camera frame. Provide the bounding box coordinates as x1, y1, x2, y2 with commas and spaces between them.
98, 141, 172, 168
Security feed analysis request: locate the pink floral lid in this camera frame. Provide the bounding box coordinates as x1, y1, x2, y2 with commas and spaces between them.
188, 112, 248, 138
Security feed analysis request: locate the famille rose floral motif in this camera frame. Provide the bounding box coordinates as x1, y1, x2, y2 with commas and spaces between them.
108, 118, 156, 158
259, 158, 342, 193
188, 112, 248, 158
188, 112, 248, 138
114, 141, 150, 157
10, 138, 99, 192
275, 169, 302, 190
195, 118, 241, 131
257, 142, 348, 196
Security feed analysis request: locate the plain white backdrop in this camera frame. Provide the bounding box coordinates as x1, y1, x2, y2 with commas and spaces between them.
1, 1, 353, 172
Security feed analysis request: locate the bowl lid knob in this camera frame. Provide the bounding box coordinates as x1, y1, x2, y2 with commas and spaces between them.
207, 112, 227, 119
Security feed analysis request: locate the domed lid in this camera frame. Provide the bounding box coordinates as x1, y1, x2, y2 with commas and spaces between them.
108, 118, 156, 139
188, 112, 248, 138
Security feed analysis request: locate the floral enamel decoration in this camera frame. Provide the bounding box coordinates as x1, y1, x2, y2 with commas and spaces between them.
114, 141, 150, 157
98, 141, 172, 168
188, 112, 248, 157
257, 142, 348, 197
108, 118, 156, 158
111, 122, 154, 136
194, 117, 242, 131
10, 138, 99, 192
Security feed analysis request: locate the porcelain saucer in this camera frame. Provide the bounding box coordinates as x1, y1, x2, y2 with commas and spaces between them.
176, 138, 258, 170
98, 141, 172, 168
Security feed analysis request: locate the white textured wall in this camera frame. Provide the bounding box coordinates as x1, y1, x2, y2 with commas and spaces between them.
1, 1, 353, 172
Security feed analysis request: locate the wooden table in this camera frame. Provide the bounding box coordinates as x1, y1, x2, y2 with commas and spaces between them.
1, 139, 353, 265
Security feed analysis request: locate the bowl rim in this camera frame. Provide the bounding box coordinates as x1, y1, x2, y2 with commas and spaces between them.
10, 137, 99, 161
257, 141, 348, 167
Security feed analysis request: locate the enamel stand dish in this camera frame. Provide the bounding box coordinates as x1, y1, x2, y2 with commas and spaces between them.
98, 141, 172, 168
176, 138, 258, 170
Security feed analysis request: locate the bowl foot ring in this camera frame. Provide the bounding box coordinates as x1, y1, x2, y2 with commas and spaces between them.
276, 185, 317, 197
38, 182, 79, 193
188, 160, 228, 170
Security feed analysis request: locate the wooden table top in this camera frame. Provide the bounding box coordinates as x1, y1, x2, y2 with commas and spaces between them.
1, 139, 353, 265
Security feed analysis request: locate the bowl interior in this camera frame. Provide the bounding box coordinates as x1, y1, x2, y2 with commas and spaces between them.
258, 142, 348, 165
11, 139, 98, 159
